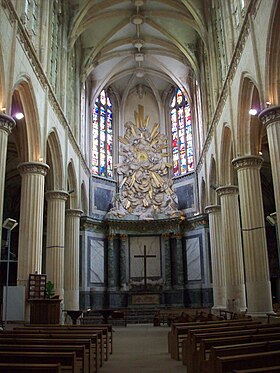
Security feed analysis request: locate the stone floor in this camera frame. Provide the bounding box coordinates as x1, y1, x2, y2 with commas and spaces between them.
102, 324, 186, 373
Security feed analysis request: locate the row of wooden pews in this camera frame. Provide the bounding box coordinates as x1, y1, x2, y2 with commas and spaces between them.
0, 323, 114, 373
168, 314, 280, 372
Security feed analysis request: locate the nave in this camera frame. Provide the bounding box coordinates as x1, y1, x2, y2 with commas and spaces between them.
101, 324, 185, 373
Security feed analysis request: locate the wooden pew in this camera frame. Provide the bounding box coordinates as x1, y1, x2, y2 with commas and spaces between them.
0, 363, 61, 372
0, 344, 86, 373
207, 340, 280, 373
186, 324, 280, 373
233, 367, 280, 372
169, 318, 258, 360
0, 351, 77, 373
3, 329, 101, 370
0, 337, 94, 373
215, 350, 280, 373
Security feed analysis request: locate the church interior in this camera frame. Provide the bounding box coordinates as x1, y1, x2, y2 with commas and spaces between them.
0, 0, 280, 335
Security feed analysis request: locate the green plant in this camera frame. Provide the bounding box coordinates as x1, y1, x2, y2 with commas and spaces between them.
45, 280, 55, 299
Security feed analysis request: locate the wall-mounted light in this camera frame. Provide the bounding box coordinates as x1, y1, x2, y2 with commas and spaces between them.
259, 151, 263, 155
1, 107, 6, 113
249, 108, 258, 116
266, 101, 271, 107
38, 157, 44, 162
14, 112, 24, 120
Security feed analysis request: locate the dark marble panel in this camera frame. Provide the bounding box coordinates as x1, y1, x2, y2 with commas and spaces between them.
175, 184, 194, 210
183, 288, 213, 308
95, 187, 114, 212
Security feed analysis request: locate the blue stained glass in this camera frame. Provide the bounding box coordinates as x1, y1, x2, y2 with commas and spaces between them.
171, 88, 194, 175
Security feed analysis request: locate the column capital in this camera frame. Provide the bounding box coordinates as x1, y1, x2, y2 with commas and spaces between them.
232, 155, 263, 170
216, 185, 239, 197
258, 105, 280, 129
172, 233, 182, 240
18, 161, 49, 176
162, 233, 170, 240
205, 204, 221, 214
45, 190, 69, 201
120, 234, 127, 241
65, 209, 83, 218
0, 113, 16, 134
108, 234, 116, 241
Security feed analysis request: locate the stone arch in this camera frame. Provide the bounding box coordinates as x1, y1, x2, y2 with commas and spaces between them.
46, 129, 65, 191
220, 123, 235, 185
236, 76, 262, 156
265, 1, 280, 105
208, 155, 217, 205
66, 160, 78, 209
81, 181, 88, 215
11, 77, 42, 162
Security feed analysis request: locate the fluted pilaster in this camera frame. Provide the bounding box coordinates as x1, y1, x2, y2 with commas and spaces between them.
64, 209, 83, 310
119, 234, 127, 290
0, 114, 16, 250
162, 233, 172, 289
216, 185, 246, 311
45, 191, 69, 301
17, 162, 49, 287
232, 155, 273, 314
107, 234, 116, 289
174, 234, 184, 288
259, 106, 280, 231
205, 205, 227, 310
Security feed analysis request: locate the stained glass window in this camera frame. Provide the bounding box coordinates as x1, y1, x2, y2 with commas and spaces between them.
171, 88, 194, 176
92, 89, 113, 178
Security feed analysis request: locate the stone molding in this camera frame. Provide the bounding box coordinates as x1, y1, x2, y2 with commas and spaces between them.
232, 155, 263, 170
205, 205, 221, 214
258, 105, 280, 129
65, 209, 83, 218
0, 113, 16, 134
45, 190, 69, 201
216, 185, 239, 197
18, 161, 49, 176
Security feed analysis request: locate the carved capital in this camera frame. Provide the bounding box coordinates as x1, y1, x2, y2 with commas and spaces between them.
108, 234, 116, 241
120, 234, 127, 241
45, 190, 69, 202
65, 209, 83, 218
216, 185, 239, 197
18, 161, 49, 176
205, 205, 221, 214
0, 113, 16, 135
173, 233, 182, 240
258, 105, 280, 129
162, 233, 170, 240
232, 155, 263, 170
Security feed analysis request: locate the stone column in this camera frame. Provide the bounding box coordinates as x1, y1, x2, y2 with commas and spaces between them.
107, 234, 116, 289
259, 106, 280, 229
17, 162, 49, 287
45, 191, 69, 300
232, 155, 273, 314
64, 208, 83, 310
205, 205, 227, 311
174, 234, 184, 288
216, 186, 247, 311
163, 233, 172, 289
0, 114, 16, 250
119, 234, 127, 290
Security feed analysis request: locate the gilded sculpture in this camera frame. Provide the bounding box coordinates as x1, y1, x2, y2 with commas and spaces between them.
107, 105, 181, 220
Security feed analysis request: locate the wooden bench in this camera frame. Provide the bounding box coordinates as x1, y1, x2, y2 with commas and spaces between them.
169, 318, 257, 360
233, 367, 280, 372
0, 363, 61, 372
5, 328, 102, 369
207, 340, 280, 373
186, 324, 280, 373
0, 344, 86, 373
0, 351, 77, 373
215, 350, 280, 373
0, 336, 94, 373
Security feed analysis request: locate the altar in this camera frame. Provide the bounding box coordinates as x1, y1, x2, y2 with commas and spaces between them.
130, 293, 161, 306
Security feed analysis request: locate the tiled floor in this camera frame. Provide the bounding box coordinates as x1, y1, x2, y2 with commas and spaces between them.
102, 324, 186, 373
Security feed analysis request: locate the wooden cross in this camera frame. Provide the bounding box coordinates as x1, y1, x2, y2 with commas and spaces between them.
134, 245, 156, 290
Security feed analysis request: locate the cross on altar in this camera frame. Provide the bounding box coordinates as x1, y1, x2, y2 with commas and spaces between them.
134, 245, 156, 289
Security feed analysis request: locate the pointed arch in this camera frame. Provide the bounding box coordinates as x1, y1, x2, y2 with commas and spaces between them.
209, 155, 217, 205
67, 160, 78, 209
265, 1, 280, 105
236, 76, 262, 156
46, 129, 65, 191
11, 77, 42, 162
81, 181, 88, 216
220, 123, 235, 185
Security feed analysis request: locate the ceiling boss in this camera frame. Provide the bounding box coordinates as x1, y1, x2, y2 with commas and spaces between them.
108, 105, 181, 220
